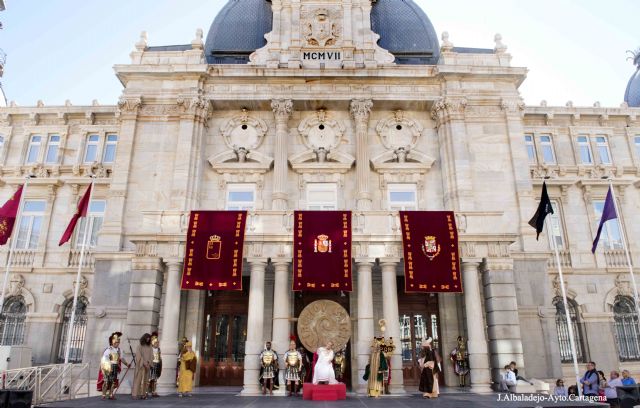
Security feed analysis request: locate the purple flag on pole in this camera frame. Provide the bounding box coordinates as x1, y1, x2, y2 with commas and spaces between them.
591, 186, 617, 253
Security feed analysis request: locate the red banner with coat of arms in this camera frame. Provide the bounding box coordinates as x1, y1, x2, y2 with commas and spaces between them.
181, 211, 247, 291
293, 211, 352, 292
399, 211, 462, 293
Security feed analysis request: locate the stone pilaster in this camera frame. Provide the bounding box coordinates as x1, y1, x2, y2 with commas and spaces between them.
126, 256, 163, 338
356, 260, 374, 393
461, 260, 492, 393
100, 96, 141, 250
271, 99, 293, 210
482, 257, 525, 383
157, 259, 183, 394
431, 97, 474, 211
380, 260, 405, 394
350, 99, 373, 210
271, 260, 291, 392
241, 259, 268, 395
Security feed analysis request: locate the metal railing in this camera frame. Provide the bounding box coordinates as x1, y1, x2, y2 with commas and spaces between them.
2, 363, 90, 405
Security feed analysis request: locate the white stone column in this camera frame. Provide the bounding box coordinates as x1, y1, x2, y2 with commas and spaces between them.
350, 99, 373, 210
462, 260, 492, 393
380, 260, 406, 395
241, 259, 267, 395
271, 260, 290, 393
271, 99, 293, 210
157, 259, 182, 394
356, 261, 374, 393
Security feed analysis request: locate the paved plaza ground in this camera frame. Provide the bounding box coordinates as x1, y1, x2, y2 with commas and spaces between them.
37, 388, 609, 408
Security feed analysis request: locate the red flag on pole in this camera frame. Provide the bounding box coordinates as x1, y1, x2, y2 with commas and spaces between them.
58, 184, 92, 246
0, 185, 24, 245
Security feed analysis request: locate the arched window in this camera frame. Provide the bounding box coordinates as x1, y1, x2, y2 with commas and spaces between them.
613, 295, 640, 361
56, 297, 88, 363
0, 296, 27, 346
553, 296, 585, 363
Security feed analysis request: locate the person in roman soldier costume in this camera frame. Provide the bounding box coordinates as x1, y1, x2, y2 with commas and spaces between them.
148, 332, 162, 397
97, 332, 131, 400
333, 348, 346, 383
284, 339, 302, 396
259, 341, 278, 395
450, 336, 469, 387
299, 346, 311, 385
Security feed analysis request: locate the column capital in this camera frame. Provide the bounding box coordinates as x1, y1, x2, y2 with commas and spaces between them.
271, 99, 293, 120
354, 259, 375, 267
164, 257, 183, 267
116, 96, 142, 119
379, 258, 401, 267
246, 257, 269, 266
271, 258, 291, 267
350, 98, 373, 121
461, 259, 482, 267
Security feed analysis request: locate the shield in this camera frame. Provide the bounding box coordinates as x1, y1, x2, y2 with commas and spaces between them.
421, 235, 441, 260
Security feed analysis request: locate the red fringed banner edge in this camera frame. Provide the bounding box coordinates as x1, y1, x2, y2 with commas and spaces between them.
399, 211, 462, 293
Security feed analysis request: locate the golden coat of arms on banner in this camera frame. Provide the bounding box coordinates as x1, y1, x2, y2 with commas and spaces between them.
314, 234, 332, 253
421, 235, 441, 260
206, 235, 222, 260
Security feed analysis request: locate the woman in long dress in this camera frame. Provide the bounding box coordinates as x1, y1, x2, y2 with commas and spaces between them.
312, 341, 338, 384
418, 338, 441, 399
178, 341, 197, 397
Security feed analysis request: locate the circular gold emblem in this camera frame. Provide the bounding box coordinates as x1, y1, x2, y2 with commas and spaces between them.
297, 300, 351, 353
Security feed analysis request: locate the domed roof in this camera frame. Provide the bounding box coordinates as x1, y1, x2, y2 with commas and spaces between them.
205, 0, 273, 64
371, 0, 440, 65
625, 51, 640, 108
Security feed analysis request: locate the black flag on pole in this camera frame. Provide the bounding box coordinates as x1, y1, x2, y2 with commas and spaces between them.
528, 181, 554, 240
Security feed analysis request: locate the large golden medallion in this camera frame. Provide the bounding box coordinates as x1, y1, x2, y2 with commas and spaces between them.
297, 300, 351, 353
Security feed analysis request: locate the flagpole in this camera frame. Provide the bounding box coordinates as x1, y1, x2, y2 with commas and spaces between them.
606, 179, 640, 333
544, 196, 582, 397
0, 176, 32, 315
64, 176, 95, 364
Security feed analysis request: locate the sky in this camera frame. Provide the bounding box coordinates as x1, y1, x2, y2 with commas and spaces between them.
0, 0, 638, 108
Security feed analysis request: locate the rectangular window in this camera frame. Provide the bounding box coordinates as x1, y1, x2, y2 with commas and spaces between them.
306, 183, 337, 210
83, 135, 100, 163
540, 135, 556, 164
595, 136, 612, 165
45, 135, 61, 164
388, 184, 417, 210
75, 200, 106, 248
525, 135, 537, 163
16, 200, 46, 249
547, 201, 565, 249
225, 184, 255, 210
25, 135, 42, 164
593, 201, 623, 250
576, 135, 593, 165
635, 136, 640, 159
103, 134, 118, 163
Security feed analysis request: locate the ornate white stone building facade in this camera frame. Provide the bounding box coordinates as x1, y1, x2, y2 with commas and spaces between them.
0, 0, 639, 395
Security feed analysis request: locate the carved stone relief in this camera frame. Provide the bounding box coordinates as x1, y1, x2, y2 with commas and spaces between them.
297, 300, 351, 353
301, 8, 342, 47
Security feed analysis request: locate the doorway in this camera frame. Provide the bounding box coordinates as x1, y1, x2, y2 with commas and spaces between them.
294, 291, 352, 389
199, 278, 249, 386
398, 277, 443, 387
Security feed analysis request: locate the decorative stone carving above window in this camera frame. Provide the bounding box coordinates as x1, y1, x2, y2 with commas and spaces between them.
209, 109, 273, 172
372, 111, 433, 170
290, 109, 354, 173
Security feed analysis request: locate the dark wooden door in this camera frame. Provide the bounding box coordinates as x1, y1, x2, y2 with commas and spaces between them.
200, 278, 249, 386
398, 277, 443, 387
294, 291, 352, 390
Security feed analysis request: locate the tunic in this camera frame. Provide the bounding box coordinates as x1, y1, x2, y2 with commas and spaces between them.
260, 350, 278, 379
418, 347, 441, 397
150, 347, 162, 381
178, 351, 197, 393
132, 344, 153, 397
97, 346, 122, 391
312, 347, 337, 384
284, 350, 302, 382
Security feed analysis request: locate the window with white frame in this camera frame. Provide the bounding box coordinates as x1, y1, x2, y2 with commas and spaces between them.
225, 184, 256, 210
388, 184, 417, 210
593, 200, 623, 250
576, 135, 593, 165
15, 200, 46, 249
45, 135, 61, 164
539, 135, 556, 164
635, 136, 640, 159
547, 201, 566, 249
83, 135, 100, 163
74, 200, 106, 248
25, 135, 42, 164
595, 136, 612, 165
103, 134, 118, 163
524, 135, 537, 163
306, 183, 337, 210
